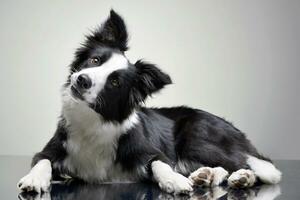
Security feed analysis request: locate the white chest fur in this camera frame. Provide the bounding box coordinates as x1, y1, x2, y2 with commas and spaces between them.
61, 92, 139, 183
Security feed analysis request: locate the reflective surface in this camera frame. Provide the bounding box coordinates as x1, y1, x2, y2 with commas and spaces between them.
18, 182, 281, 200
1, 156, 299, 199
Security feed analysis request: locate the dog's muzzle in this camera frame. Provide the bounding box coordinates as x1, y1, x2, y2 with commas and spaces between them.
76, 74, 92, 90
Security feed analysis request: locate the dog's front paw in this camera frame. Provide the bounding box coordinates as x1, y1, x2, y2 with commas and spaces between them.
158, 172, 193, 194
18, 159, 52, 193
18, 172, 51, 193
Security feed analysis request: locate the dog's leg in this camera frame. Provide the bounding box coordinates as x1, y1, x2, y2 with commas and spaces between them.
151, 160, 193, 194
188, 167, 229, 187
247, 155, 281, 184
228, 169, 256, 188
228, 155, 282, 189
18, 119, 67, 193
18, 159, 52, 193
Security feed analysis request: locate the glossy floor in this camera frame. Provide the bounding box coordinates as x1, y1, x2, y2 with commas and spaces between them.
1, 156, 299, 199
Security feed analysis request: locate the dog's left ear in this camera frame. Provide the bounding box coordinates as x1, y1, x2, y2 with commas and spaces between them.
92, 9, 128, 51
129, 60, 172, 106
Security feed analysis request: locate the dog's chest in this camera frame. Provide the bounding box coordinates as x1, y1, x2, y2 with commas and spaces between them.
61, 103, 135, 183
62, 101, 138, 183
63, 123, 137, 183
64, 133, 111, 181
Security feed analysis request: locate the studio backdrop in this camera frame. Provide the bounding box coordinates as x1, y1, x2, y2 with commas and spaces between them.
0, 0, 299, 159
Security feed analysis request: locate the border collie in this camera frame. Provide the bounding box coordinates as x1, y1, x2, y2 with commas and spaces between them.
18, 10, 281, 194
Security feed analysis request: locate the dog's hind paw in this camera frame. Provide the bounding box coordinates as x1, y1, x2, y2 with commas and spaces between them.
189, 167, 228, 187
228, 169, 256, 188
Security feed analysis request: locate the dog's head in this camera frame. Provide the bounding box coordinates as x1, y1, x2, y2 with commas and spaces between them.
64, 10, 171, 122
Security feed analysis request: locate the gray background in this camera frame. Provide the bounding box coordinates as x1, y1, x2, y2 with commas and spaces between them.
0, 0, 299, 159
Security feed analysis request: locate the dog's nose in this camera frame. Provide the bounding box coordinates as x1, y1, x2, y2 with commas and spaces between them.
76, 74, 92, 89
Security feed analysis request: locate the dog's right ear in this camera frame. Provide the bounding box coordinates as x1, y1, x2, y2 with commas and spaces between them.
129, 60, 172, 106
88, 9, 128, 51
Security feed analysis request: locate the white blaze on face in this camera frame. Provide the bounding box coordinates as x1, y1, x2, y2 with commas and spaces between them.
70, 52, 129, 103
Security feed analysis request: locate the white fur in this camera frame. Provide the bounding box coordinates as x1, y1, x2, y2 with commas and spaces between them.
61, 90, 139, 183
213, 167, 229, 185
70, 53, 129, 103
151, 160, 193, 194
189, 166, 228, 186
247, 155, 282, 184
18, 159, 52, 193
174, 159, 190, 175
228, 169, 256, 187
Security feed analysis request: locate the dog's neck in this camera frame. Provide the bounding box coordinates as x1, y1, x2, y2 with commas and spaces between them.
61, 87, 139, 140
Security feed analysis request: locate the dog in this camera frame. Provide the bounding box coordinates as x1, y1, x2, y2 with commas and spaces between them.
18, 10, 281, 194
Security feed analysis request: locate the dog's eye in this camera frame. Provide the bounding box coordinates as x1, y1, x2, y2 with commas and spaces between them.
110, 79, 120, 87
90, 57, 101, 66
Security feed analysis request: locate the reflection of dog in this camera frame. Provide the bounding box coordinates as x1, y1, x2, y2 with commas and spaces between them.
18, 10, 281, 194
18, 182, 281, 200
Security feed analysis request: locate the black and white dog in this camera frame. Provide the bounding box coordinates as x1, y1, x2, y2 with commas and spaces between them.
18, 10, 281, 194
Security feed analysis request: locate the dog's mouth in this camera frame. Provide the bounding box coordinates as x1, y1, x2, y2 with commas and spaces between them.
70, 86, 84, 100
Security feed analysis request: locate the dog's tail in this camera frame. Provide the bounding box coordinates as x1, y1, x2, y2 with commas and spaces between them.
247, 155, 282, 184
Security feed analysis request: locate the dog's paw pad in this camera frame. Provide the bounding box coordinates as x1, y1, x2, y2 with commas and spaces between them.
189, 167, 214, 186
228, 169, 256, 188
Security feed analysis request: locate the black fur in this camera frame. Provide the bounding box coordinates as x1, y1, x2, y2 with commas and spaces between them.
31, 10, 273, 186
86, 10, 128, 51
129, 60, 172, 107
